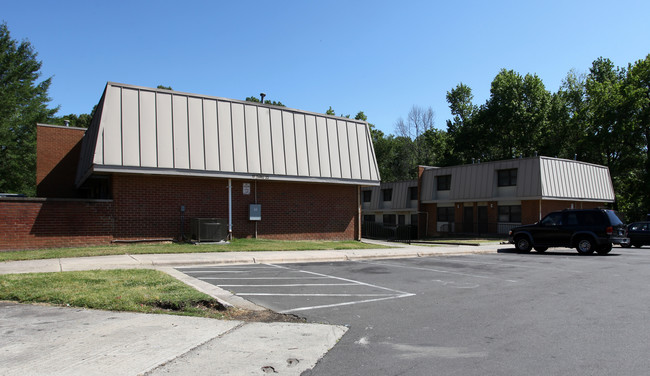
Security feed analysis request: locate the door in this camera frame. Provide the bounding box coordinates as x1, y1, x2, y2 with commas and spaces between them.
478, 206, 488, 234
463, 206, 474, 233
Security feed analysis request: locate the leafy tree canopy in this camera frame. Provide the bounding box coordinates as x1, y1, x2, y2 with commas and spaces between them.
0, 22, 57, 195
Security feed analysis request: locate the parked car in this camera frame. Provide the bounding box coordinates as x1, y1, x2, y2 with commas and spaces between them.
509, 209, 629, 255
622, 222, 650, 248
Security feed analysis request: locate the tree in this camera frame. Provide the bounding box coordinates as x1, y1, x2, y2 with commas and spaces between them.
394, 105, 435, 176
445, 83, 477, 164
0, 23, 57, 195
245, 95, 285, 107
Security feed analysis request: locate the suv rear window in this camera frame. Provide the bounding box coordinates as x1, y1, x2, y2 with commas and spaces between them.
604, 210, 624, 226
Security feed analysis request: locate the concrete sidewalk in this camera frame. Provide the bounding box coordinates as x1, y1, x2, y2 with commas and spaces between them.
0, 240, 501, 276
0, 240, 502, 375
0, 301, 347, 376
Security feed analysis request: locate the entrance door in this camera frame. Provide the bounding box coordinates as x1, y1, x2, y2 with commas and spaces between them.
463, 206, 474, 233
478, 206, 488, 234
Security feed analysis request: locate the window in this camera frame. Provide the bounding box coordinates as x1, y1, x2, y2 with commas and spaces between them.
398, 215, 406, 226
408, 186, 418, 200
543, 212, 564, 226
382, 189, 393, 201
498, 205, 521, 223
437, 207, 455, 222
383, 214, 396, 225
436, 175, 451, 191
362, 190, 372, 203
498, 169, 518, 187
363, 215, 375, 223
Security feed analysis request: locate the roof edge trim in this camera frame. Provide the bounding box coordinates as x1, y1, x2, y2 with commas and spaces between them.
92, 165, 381, 186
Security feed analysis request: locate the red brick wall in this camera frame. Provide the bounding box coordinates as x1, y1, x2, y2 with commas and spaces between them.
111, 174, 359, 241
0, 198, 113, 251
36, 125, 86, 198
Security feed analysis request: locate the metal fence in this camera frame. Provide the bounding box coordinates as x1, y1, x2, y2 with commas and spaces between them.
363, 220, 520, 241
362, 222, 418, 243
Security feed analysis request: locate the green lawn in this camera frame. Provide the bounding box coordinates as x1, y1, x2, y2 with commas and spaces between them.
0, 238, 386, 262
0, 269, 228, 319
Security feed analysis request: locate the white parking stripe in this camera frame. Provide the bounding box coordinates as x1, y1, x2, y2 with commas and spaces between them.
198, 277, 330, 280
238, 293, 396, 297
265, 263, 414, 295
281, 294, 415, 314
218, 283, 358, 287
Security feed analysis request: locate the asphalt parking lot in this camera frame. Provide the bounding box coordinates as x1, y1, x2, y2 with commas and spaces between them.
177, 246, 650, 376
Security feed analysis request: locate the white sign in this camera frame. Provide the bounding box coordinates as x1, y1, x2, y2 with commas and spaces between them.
243, 183, 250, 195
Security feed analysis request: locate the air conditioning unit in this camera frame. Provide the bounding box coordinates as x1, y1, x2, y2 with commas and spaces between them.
190, 218, 228, 243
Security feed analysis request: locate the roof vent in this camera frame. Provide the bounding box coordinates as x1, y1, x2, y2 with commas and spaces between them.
260, 92, 266, 103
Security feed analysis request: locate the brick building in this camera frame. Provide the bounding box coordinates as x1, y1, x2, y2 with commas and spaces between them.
1, 82, 380, 250
417, 156, 616, 238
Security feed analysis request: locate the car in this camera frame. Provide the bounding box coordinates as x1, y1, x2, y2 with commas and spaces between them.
622, 222, 650, 248
508, 208, 629, 255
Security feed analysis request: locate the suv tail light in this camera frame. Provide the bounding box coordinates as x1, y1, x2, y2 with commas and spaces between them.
606, 226, 613, 235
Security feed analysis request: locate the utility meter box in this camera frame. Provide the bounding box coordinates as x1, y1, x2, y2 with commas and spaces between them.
249, 204, 261, 221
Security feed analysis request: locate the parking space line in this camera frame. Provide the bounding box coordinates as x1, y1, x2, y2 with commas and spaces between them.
280, 294, 415, 314
238, 293, 397, 297
266, 263, 414, 295
198, 277, 330, 280
218, 283, 358, 287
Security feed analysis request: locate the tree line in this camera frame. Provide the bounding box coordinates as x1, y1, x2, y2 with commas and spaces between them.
368, 55, 649, 221
1, 22, 647, 219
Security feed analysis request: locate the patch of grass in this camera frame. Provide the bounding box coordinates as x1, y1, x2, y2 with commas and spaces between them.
0, 269, 228, 318
0, 238, 386, 262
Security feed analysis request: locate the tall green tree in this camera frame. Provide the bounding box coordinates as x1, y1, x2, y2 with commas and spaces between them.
0, 23, 57, 195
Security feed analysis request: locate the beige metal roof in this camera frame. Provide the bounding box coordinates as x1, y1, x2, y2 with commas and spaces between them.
420, 156, 615, 203
76, 83, 380, 186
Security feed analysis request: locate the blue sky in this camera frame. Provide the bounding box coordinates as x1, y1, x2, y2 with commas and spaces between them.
3, 0, 649, 135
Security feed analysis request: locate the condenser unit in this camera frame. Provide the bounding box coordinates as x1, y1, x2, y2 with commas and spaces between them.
190, 218, 228, 243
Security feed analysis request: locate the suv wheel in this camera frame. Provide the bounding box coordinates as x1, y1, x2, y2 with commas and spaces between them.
596, 243, 612, 255
576, 237, 595, 255
514, 236, 532, 253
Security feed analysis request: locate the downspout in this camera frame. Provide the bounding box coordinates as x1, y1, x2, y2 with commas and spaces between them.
357, 186, 361, 240
254, 180, 258, 239
539, 199, 542, 222
228, 179, 232, 240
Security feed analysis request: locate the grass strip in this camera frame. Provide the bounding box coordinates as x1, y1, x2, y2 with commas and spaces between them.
0, 238, 386, 262
0, 269, 226, 319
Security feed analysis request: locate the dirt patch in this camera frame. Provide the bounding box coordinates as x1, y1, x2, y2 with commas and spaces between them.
223, 307, 306, 323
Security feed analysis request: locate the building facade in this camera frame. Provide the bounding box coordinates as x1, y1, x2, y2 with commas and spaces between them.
360, 180, 418, 238
1, 82, 381, 250
417, 157, 615, 238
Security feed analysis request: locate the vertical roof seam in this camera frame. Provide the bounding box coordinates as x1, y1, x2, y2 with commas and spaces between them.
119, 87, 124, 166
137, 88, 142, 167
292, 113, 298, 175
215, 99, 221, 171
280, 109, 287, 174
154, 92, 159, 168
170, 93, 176, 169
229, 102, 235, 172
301, 113, 309, 176
243, 104, 249, 172
346, 122, 353, 178
201, 98, 207, 170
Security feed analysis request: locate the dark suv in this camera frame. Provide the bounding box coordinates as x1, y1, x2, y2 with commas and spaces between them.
509, 209, 629, 255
